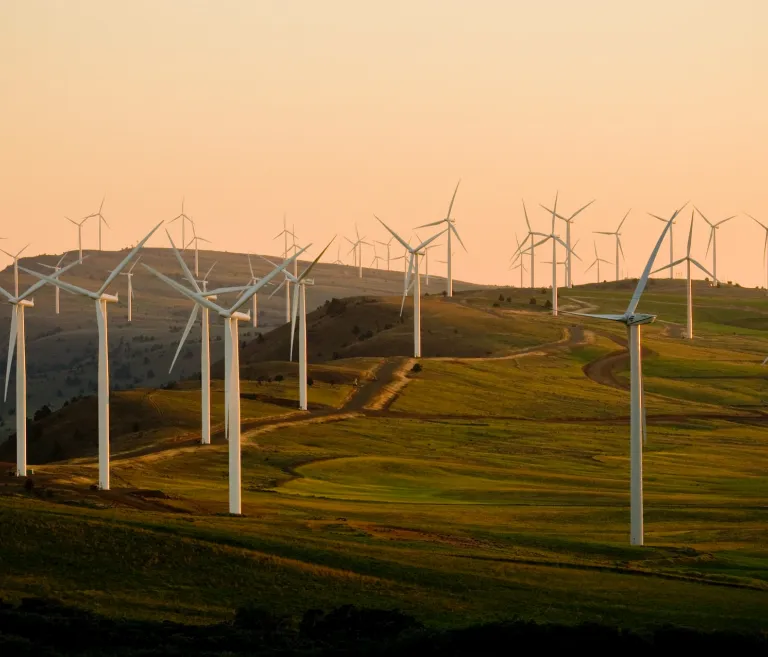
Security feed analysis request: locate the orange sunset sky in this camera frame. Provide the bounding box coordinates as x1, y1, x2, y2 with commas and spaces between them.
1, 1, 766, 287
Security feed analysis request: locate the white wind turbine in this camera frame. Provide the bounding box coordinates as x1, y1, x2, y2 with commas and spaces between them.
170, 199, 194, 252
376, 236, 394, 270
594, 209, 630, 282
526, 194, 580, 316
145, 247, 308, 514
747, 214, 768, 291
585, 242, 612, 284
1, 244, 30, 297
36, 254, 69, 314
119, 257, 141, 322
274, 215, 295, 323
266, 240, 334, 411
166, 238, 249, 446
3, 258, 82, 477
346, 225, 372, 279
87, 196, 109, 251
515, 200, 538, 289
649, 210, 679, 280
376, 217, 445, 357
66, 215, 91, 263
652, 211, 713, 340
695, 207, 736, 286
415, 181, 467, 297
540, 197, 595, 288
246, 255, 261, 328
568, 203, 686, 546
22, 223, 163, 490
186, 225, 212, 278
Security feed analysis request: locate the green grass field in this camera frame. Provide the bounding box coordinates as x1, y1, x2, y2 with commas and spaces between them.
2, 282, 768, 633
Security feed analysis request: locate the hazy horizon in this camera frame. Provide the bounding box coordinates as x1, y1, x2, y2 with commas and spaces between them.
1, 1, 766, 288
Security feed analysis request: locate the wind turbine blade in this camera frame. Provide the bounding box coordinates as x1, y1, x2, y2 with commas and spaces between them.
166, 230, 201, 292
705, 227, 714, 257
694, 206, 713, 227
522, 199, 532, 232
451, 224, 468, 252
415, 220, 445, 229
651, 258, 686, 274
618, 209, 631, 231
19, 267, 98, 299
687, 211, 695, 256
375, 216, 412, 253
229, 245, 310, 314
17, 257, 83, 302
626, 205, 684, 316
446, 179, 461, 219
269, 278, 287, 300
690, 259, 714, 279
169, 305, 199, 373
4, 309, 18, 402
142, 264, 225, 315
259, 255, 298, 283
746, 213, 768, 231
98, 221, 163, 296
299, 237, 335, 281
416, 227, 448, 252
290, 286, 300, 361
568, 199, 596, 221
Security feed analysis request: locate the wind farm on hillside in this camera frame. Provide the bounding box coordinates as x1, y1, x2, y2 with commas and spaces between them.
1, 186, 768, 650
2, 2, 767, 653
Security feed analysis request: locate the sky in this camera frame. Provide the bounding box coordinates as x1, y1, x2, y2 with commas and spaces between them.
1, 0, 766, 288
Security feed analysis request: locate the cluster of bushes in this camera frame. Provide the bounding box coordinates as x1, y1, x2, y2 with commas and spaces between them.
0, 598, 764, 656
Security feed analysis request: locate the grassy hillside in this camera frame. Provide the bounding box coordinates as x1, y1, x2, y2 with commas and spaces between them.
2, 279, 768, 633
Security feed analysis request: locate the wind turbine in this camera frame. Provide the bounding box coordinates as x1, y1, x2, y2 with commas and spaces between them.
415, 181, 466, 297
266, 240, 334, 411
246, 255, 261, 328
652, 211, 713, 340
145, 247, 308, 514
36, 253, 69, 313
3, 258, 82, 477
527, 194, 580, 316
514, 200, 537, 289
594, 210, 631, 282
273, 214, 294, 323
540, 196, 595, 288
21, 222, 163, 491
1, 244, 30, 297
649, 210, 679, 280
186, 226, 211, 278
695, 207, 736, 286
585, 242, 612, 284
170, 199, 194, 251
119, 257, 141, 322
567, 202, 687, 546
376, 217, 445, 357
376, 236, 395, 270
87, 196, 109, 251
746, 214, 768, 291
66, 215, 91, 263
346, 224, 372, 279
166, 238, 249, 446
